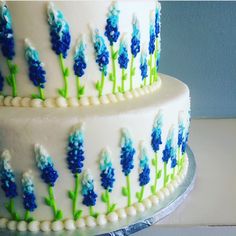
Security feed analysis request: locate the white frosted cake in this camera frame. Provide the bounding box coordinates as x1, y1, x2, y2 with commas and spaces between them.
0, 0, 190, 233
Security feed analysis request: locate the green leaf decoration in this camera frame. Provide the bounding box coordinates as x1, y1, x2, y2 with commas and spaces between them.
5, 202, 11, 212
44, 197, 52, 207
31, 94, 41, 99
74, 210, 83, 220
118, 86, 123, 93
109, 73, 113, 81
112, 51, 118, 60
165, 175, 169, 185
123, 73, 127, 81
64, 68, 70, 77
151, 185, 156, 195
55, 210, 63, 220
122, 187, 128, 196
58, 88, 65, 97
136, 192, 141, 200
101, 192, 108, 203
152, 158, 156, 166
148, 59, 152, 66
68, 190, 74, 200
171, 173, 175, 180
79, 86, 85, 95
95, 81, 100, 91
6, 75, 12, 86
131, 67, 136, 76
156, 170, 162, 179
109, 204, 116, 213
152, 67, 156, 76
13, 212, 20, 221
11, 64, 19, 74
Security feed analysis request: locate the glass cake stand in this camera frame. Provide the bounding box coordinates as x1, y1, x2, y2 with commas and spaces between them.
0, 145, 196, 236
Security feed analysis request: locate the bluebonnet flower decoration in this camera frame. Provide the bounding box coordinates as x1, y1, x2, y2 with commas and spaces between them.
35, 144, 63, 220
47, 2, 71, 98
120, 128, 135, 207
0, 2, 15, 59
136, 142, 150, 202
67, 126, 85, 220
181, 131, 189, 156
155, 2, 161, 39
22, 170, 37, 222
81, 170, 98, 217
92, 29, 110, 97
105, 1, 120, 46
73, 36, 87, 99
0, 150, 20, 221
118, 34, 129, 93
162, 126, 175, 187
24, 39, 46, 100
0, 2, 18, 97
150, 111, 163, 193
171, 147, 177, 169
148, 11, 156, 86
129, 15, 140, 91
140, 48, 148, 86
100, 148, 116, 214
0, 68, 4, 92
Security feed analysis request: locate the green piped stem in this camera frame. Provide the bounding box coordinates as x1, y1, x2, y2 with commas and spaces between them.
6, 59, 18, 97
48, 186, 58, 219
129, 55, 134, 91
105, 190, 111, 214
38, 87, 45, 100
121, 68, 125, 93
163, 162, 167, 188
126, 175, 131, 207
172, 167, 176, 180
99, 71, 105, 97
72, 174, 81, 219
6, 198, 20, 221
178, 147, 181, 173
89, 206, 98, 218
138, 186, 145, 202
143, 77, 147, 87
153, 152, 158, 193
24, 210, 32, 222
58, 53, 69, 98
149, 54, 153, 86
111, 46, 117, 94
76, 76, 85, 99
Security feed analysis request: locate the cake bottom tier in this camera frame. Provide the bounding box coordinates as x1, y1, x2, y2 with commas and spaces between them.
0, 74, 190, 231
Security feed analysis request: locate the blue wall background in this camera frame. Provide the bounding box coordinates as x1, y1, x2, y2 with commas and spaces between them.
159, 2, 236, 118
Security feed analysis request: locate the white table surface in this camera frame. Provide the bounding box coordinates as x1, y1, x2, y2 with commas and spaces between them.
136, 119, 236, 235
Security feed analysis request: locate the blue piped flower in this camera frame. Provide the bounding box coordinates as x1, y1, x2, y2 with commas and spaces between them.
99, 148, 115, 192
0, 150, 17, 199
24, 39, 46, 92
47, 3, 71, 58
104, 2, 120, 46
170, 147, 177, 169
35, 144, 58, 187
81, 170, 97, 207
149, 11, 156, 55
74, 36, 87, 78
67, 128, 85, 176
92, 29, 110, 76
138, 143, 150, 187
0, 2, 15, 60
181, 131, 189, 155
140, 49, 148, 81
162, 127, 175, 164
155, 2, 161, 38
118, 35, 129, 69
151, 111, 163, 153
131, 15, 140, 58
120, 129, 136, 176
0, 68, 4, 92
22, 170, 37, 212
178, 113, 185, 147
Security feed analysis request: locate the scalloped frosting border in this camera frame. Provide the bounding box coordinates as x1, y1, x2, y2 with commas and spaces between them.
0, 81, 161, 108
0, 156, 188, 233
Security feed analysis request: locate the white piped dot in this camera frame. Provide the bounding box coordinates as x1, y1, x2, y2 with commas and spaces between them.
4, 96, 13, 106
28, 221, 40, 232
31, 99, 43, 108
0, 218, 7, 229
168, 184, 175, 193
68, 97, 79, 107
56, 97, 68, 108
44, 98, 56, 108
134, 202, 145, 212
21, 97, 31, 107
163, 188, 170, 197
51, 221, 64, 232
90, 96, 100, 106
80, 97, 90, 106
149, 195, 159, 206
0, 95, 4, 106
108, 94, 118, 103
116, 208, 127, 219
157, 190, 165, 201
7, 221, 17, 231
40, 221, 51, 232
107, 212, 118, 223
116, 93, 125, 101
126, 206, 137, 216
86, 216, 96, 228
17, 221, 27, 232
76, 218, 86, 228
11, 97, 21, 107
124, 91, 133, 100
143, 198, 152, 209
99, 96, 110, 105
97, 214, 107, 226
64, 219, 75, 231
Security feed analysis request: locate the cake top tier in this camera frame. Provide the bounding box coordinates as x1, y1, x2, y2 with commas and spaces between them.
0, 1, 161, 106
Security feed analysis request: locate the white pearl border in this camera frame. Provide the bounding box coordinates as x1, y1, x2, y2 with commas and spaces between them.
0, 157, 189, 232
0, 81, 161, 109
